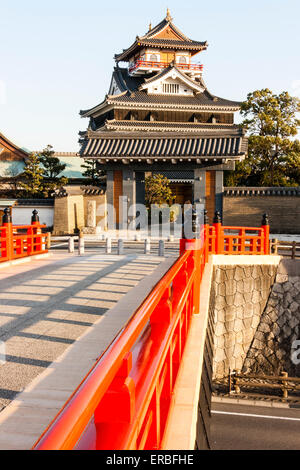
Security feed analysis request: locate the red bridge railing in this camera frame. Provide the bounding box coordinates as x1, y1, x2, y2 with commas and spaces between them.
205, 212, 270, 256
32, 212, 270, 450
0, 209, 49, 262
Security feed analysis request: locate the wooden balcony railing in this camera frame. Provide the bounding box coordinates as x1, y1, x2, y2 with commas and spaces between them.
129, 59, 204, 73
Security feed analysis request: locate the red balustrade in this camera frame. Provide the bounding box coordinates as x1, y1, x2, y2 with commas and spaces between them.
32, 215, 270, 451
33, 237, 206, 450
129, 59, 203, 73
205, 221, 269, 256
0, 219, 49, 263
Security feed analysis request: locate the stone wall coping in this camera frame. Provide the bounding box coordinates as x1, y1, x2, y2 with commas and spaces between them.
224, 187, 300, 197
211, 255, 282, 266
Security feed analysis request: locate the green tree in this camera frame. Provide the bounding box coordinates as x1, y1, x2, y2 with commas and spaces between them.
225, 89, 300, 186
38, 145, 68, 197
20, 153, 44, 197
39, 145, 66, 178
81, 159, 105, 186
145, 174, 174, 206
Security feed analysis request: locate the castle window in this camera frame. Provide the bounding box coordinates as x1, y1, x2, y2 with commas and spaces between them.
149, 54, 158, 62
178, 56, 187, 64
163, 83, 179, 94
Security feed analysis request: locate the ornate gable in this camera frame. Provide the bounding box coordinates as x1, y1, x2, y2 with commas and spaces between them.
139, 66, 205, 96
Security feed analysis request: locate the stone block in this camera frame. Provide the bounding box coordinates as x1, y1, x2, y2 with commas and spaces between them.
236, 280, 244, 294
224, 307, 237, 322
215, 348, 226, 362
251, 315, 260, 329
258, 322, 270, 334
234, 266, 245, 281
243, 278, 255, 293
254, 277, 262, 290
243, 292, 252, 303
289, 316, 299, 329
226, 295, 235, 306
283, 324, 292, 337
243, 303, 254, 318
217, 283, 226, 296
290, 302, 299, 313
215, 296, 227, 310
251, 290, 261, 303
225, 280, 237, 296
225, 268, 235, 280
243, 317, 253, 329
276, 274, 289, 283
233, 292, 244, 307
215, 322, 226, 337
233, 319, 243, 333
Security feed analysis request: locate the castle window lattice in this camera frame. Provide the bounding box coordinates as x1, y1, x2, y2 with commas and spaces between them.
162, 83, 179, 94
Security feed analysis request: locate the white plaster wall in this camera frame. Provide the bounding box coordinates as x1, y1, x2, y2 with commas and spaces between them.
12, 207, 54, 227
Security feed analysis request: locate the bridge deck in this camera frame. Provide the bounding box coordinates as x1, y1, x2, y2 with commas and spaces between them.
0, 251, 176, 449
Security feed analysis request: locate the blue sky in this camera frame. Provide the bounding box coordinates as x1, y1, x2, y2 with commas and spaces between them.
0, 0, 299, 152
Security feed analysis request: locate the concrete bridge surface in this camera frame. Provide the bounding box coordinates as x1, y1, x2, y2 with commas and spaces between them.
0, 250, 176, 450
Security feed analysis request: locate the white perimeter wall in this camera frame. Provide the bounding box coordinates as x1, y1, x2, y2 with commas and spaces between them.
12, 207, 54, 227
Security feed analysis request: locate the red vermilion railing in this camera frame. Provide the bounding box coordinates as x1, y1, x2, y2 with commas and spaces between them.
206, 221, 270, 256
32, 217, 270, 450
129, 60, 204, 74
0, 221, 48, 262
33, 234, 206, 450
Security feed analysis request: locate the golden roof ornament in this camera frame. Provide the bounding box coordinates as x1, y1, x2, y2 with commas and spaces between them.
166, 8, 172, 22
149, 21, 152, 31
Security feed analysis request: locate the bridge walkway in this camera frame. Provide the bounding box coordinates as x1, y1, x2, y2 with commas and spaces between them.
0, 250, 175, 449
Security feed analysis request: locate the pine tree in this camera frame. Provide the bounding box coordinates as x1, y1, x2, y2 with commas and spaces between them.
225, 89, 300, 187
38, 145, 68, 197
20, 153, 44, 197
81, 159, 105, 186
39, 145, 66, 179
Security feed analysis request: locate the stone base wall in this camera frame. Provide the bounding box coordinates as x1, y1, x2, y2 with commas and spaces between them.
210, 261, 278, 378
223, 193, 300, 234
53, 194, 107, 235
83, 194, 106, 230
243, 260, 300, 376
53, 195, 85, 235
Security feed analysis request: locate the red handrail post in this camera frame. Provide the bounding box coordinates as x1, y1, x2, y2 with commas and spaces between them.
203, 209, 209, 262
31, 210, 42, 253
213, 211, 223, 255
2, 208, 13, 260
261, 213, 270, 255
94, 353, 136, 426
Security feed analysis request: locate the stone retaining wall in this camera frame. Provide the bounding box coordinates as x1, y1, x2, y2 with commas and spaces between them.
243, 260, 300, 376
210, 260, 278, 378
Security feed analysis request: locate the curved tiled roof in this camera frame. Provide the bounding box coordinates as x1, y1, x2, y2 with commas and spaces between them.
104, 120, 242, 133
80, 67, 241, 118
115, 16, 207, 62
108, 90, 241, 109
81, 133, 247, 161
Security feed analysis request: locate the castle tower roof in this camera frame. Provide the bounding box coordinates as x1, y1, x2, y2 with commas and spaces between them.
114, 11, 208, 63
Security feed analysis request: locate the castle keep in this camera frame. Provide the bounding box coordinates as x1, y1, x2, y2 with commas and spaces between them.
79, 10, 248, 226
